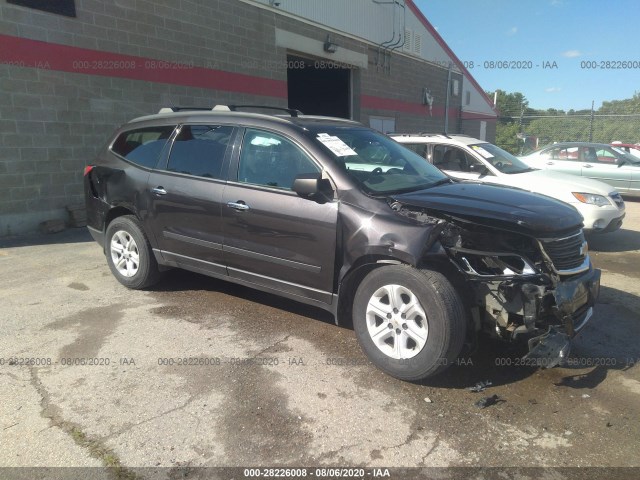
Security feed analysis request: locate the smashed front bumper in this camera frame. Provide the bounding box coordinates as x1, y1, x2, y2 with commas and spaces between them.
523, 266, 601, 367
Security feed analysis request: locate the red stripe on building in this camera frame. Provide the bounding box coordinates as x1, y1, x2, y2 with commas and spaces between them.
1, 34, 482, 120
0, 34, 287, 98
361, 94, 458, 118
461, 111, 499, 120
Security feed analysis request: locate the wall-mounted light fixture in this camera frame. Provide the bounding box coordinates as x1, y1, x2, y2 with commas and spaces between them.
323, 34, 338, 53
422, 88, 434, 116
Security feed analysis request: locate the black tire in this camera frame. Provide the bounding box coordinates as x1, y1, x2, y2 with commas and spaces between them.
104, 215, 162, 289
352, 265, 466, 381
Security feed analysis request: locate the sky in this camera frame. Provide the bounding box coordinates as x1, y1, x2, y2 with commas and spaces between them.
414, 0, 640, 111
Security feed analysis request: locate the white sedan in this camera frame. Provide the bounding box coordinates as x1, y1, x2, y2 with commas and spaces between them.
391, 134, 625, 233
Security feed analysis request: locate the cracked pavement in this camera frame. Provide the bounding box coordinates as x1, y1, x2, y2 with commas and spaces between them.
1, 201, 639, 478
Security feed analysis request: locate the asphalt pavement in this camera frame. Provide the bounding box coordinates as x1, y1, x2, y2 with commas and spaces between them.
1, 201, 639, 480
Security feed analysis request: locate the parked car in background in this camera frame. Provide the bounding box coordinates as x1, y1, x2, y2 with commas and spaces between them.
84, 106, 601, 381
391, 134, 625, 233
611, 142, 640, 159
519, 142, 640, 197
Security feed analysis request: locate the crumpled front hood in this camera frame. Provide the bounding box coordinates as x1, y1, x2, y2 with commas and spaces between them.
392, 182, 584, 235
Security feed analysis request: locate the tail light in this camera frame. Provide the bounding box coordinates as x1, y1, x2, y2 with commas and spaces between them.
84, 165, 95, 176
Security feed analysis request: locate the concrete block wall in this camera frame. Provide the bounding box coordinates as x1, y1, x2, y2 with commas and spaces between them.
0, 0, 476, 235
0, 0, 288, 234
461, 118, 497, 141
272, 12, 463, 133
362, 50, 464, 133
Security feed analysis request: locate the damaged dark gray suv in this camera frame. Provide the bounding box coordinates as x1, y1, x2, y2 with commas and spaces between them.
84, 106, 601, 381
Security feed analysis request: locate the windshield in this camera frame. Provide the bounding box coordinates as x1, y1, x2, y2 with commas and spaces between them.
611, 146, 640, 164
469, 143, 534, 174
307, 126, 449, 195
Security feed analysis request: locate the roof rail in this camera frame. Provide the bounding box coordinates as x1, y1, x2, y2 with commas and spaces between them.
388, 132, 443, 137
390, 132, 475, 138
158, 107, 215, 113
157, 105, 303, 117
227, 105, 303, 117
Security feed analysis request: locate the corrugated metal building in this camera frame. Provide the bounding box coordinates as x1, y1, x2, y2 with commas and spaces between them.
0, 0, 496, 234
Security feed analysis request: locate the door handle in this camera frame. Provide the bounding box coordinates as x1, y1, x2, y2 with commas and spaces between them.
583, 164, 593, 168
546, 161, 555, 165
227, 201, 249, 211
152, 186, 167, 195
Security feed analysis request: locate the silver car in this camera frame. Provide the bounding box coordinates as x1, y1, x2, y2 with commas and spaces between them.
520, 142, 640, 197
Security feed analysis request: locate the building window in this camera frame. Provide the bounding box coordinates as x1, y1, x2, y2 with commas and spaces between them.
369, 116, 396, 134
451, 79, 460, 97
7, 0, 76, 17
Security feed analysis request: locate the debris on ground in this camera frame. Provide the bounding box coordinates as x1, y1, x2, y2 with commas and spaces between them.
467, 380, 492, 393
39, 219, 65, 234
582, 394, 591, 398
66, 203, 87, 228
424, 397, 432, 403
474, 394, 505, 409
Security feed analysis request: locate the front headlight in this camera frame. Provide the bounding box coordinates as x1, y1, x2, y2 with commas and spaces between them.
572, 192, 611, 207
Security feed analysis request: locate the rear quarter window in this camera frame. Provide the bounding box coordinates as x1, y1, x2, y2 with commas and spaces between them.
402, 143, 429, 159
111, 126, 176, 168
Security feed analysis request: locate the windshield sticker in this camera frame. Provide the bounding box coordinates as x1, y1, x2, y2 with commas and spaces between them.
471, 146, 494, 159
250, 136, 281, 146
316, 134, 357, 157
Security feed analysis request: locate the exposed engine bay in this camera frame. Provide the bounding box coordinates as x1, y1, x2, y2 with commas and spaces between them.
390, 201, 601, 367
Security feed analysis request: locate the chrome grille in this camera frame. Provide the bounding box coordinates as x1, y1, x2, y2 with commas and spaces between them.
540, 231, 587, 273
609, 192, 624, 209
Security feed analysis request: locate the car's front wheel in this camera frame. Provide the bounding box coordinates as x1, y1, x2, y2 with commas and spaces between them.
105, 215, 162, 289
352, 265, 466, 381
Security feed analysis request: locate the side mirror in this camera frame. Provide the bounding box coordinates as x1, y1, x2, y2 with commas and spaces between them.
469, 163, 490, 176
292, 173, 333, 201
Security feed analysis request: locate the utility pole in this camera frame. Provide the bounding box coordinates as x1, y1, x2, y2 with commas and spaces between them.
444, 62, 452, 134
518, 103, 524, 133
588, 100, 595, 142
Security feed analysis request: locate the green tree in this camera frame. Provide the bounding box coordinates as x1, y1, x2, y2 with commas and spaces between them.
489, 90, 640, 150
599, 91, 640, 114
487, 90, 531, 153
490, 89, 529, 117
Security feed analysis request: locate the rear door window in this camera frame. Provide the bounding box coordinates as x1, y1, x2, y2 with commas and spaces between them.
595, 148, 618, 164
166, 125, 234, 179
402, 143, 429, 159
432, 145, 479, 172
547, 146, 579, 161
111, 126, 176, 168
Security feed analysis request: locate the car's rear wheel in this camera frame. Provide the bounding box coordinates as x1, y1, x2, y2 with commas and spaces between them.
105, 215, 162, 289
352, 265, 466, 381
